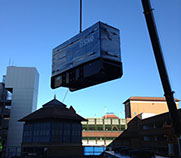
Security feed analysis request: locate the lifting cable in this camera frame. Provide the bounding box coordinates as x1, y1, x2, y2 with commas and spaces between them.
62, 89, 69, 103
62, 0, 83, 103
80, 0, 82, 33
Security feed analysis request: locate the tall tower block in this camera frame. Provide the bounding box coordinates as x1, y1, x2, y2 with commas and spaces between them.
5, 67, 39, 151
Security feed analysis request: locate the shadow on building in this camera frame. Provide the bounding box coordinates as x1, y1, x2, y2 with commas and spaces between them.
105, 109, 181, 157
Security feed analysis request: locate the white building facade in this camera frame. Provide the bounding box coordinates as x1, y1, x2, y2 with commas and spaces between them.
5, 67, 39, 154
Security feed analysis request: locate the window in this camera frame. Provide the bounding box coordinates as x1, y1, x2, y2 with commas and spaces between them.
121, 125, 125, 131
104, 119, 111, 124
112, 119, 119, 125
23, 123, 33, 143
89, 125, 95, 131
32, 137, 39, 143
112, 125, 119, 131
82, 125, 88, 131
88, 119, 95, 124
63, 122, 71, 143
33, 130, 39, 136
82, 121, 87, 125
35, 122, 50, 143
71, 123, 82, 143
120, 119, 126, 124
50, 121, 63, 143
96, 119, 103, 124
97, 125, 103, 131
105, 125, 111, 131
89, 137, 96, 140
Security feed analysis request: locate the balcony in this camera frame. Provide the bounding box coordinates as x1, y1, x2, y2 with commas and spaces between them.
0, 100, 11, 106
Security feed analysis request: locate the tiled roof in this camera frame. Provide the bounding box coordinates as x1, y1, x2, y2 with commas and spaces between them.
19, 99, 86, 122
102, 114, 119, 119
123, 96, 180, 104
82, 131, 121, 137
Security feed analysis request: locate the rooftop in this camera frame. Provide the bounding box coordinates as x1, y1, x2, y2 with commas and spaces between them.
19, 98, 86, 122
102, 113, 119, 119
123, 96, 180, 104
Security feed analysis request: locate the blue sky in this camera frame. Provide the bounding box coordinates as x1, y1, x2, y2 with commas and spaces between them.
0, 0, 181, 118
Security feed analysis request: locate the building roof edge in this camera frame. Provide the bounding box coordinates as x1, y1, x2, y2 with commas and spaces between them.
123, 96, 180, 104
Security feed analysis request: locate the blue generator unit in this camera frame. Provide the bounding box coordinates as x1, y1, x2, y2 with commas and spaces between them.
51, 21, 123, 91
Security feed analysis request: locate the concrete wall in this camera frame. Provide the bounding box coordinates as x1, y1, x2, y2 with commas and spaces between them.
5, 67, 39, 151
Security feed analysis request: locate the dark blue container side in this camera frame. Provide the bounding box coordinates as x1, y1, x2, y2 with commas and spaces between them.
52, 21, 121, 77
52, 22, 101, 77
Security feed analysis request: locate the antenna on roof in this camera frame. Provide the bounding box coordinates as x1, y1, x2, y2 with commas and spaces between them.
54, 94, 56, 99
105, 106, 107, 118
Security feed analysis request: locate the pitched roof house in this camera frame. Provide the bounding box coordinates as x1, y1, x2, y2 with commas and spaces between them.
19, 98, 86, 158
